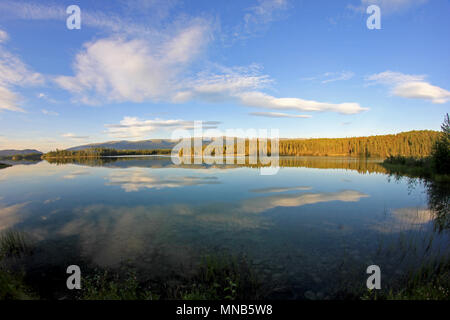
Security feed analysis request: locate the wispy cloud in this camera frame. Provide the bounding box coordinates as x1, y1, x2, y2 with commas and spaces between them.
300, 71, 355, 84
349, 0, 428, 14
175, 66, 366, 115
105, 117, 221, 139
0, 1, 166, 36
62, 133, 90, 140
250, 186, 312, 193
322, 71, 355, 84
44, 197, 61, 204
249, 112, 312, 119
239, 91, 368, 115
237, 0, 289, 38
5, 1, 366, 117
0, 28, 44, 112
42, 109, 59, 116
173, 64, 272, 103
367, 71, 450, 104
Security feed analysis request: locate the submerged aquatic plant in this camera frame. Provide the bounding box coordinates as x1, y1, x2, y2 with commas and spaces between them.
181, 254, 264, 300
0, 230, 34, 259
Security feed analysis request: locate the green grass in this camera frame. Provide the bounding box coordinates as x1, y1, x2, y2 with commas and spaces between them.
0, 269, 36, 300
80, 270, 158, 300
0, 230, 37, 300
179, 254, 264, 300
361, 258, 450, 300
79, 254, 264, 300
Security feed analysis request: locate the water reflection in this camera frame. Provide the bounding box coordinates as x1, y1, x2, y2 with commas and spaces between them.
63, 170, 90, 179
106, 169, 220, 191
250, 186, 312, 193
426, 180, 450, 232
0, 156, 448, 297
45, 156, 387, 174
0, 202, 29, 231
240, 190, 369, 214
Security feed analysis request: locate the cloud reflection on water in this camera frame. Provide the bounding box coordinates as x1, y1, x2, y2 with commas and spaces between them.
106, 168, 220, 191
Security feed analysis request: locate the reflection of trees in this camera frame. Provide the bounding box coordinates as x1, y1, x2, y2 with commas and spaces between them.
46, 157, 119, 166
45, 156, 387, 174
386, 173, 449, 233
426, 180, 450, 232
277, 157, 386, 174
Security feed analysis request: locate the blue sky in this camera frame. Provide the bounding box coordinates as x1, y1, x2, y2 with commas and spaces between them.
0, 0, 449, 151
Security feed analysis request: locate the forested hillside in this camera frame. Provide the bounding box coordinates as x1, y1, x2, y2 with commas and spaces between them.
279, 130, 439, 157
51, 130, 439, 159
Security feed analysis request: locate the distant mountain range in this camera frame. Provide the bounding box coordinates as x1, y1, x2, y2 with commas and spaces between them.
67, 139, 178, 151
0, 149, 43, 156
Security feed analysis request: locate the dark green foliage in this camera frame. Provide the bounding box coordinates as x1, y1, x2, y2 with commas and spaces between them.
363, 258, 450, 300
81, 270, 157, 300
77, 254, 262, 300
0, 269, 36, 300
0, 230, 36, 300
382, 115, 450, 180
432, 114, 450, 174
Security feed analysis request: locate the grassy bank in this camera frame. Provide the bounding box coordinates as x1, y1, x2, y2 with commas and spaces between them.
0, 163, 11, 169
381, 156, 450, 182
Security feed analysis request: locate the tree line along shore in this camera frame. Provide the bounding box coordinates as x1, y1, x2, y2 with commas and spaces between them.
41, 130, 440, 159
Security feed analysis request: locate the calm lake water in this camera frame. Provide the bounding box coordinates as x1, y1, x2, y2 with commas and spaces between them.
0, 156, 448, 298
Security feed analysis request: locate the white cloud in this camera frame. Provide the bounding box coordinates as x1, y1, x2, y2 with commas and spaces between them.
46, 4, 364, 116
240, 0, 288, 38
249, 112, 312, 118
350, 0, 428, 14
393, 82, 450, 104
173, 66, 366, 115
367, 71, 450, 104
0, 86, 23, 112
173, 64, 272, 103
42, 109, 59, 116
62, 133, 90, 140
302, 71, 355, 84
366, 71, 425, 84
0, 28, 44, 112
0, 1, 164, 37
238, 91, 368, 115
105, 117, 221, 139
55, 22, 212, 104
322, 71, 355, 84
0, 29, 8, 43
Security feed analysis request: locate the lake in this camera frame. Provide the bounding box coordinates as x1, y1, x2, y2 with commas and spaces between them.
0, 156, 448, 299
